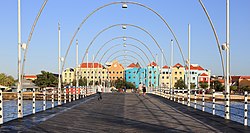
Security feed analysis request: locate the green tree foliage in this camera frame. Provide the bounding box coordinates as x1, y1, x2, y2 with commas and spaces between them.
0, 73, 15, 87
190, 83, 196, 89
33, 71, 58, 88
72, 78, 87, 86
230, 86, 238, 92
114, 78, 125, 89
211, 80, 224, 91
199, 82, 208, 89
174, 79, 186, 89
126, 82, 136, 89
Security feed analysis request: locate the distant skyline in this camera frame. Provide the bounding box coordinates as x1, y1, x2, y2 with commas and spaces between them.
0, 0, 250, 78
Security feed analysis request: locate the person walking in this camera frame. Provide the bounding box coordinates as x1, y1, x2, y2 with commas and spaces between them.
142, 84, 146, 95
97, 84, 102, 100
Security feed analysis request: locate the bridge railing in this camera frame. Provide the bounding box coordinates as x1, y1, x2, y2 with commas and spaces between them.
0, 85, 97, 124
153, 87, 249, 126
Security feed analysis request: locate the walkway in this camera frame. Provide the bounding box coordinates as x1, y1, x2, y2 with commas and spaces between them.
1, 93, 250, 132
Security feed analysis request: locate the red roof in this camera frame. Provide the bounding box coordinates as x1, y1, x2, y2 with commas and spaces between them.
240, 76, 250, 80
186, 65, 204, 70
200, 73, 208, 76
127, 63, 137, 68
148, 62, 158, 66
80, 63, 103, 68
24, 75, 37, 78
162, 65, 169, 69
173, 63, 183, 68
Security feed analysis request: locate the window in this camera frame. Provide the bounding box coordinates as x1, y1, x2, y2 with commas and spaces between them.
180, 77, 182, 80
120, 77, 122, 79
166, 72, 168, 74
175, 77, 177, 80
167, 76, 169, 79
129, 76, 131, 79
179, 72, 182, 75
129, 71, 131, 74
84, 71, 86, 73
154, 76, 156, 79
149, 71, 152, 74
65, 73, 67, 77
163, 72, 166, 74
102, 71, 104, 74
113, 77, 115, 79
133, 76, 136, 79
193, 77, 195, 80
162, 76, 164, 79
117, 72, 119, 74
175, 72, 177, 75
91, 76, 93, 79
120, 71, 123, 74
192, 72, 194, 74
113, 71, 115, 74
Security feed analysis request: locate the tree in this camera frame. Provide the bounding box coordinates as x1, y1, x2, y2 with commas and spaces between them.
33, 71, 58, 88
174, 79, 186, 89
211, 80, 224, 91
230, 86, 238, 93
72, 78, 87, 86
199, 82, 208, 89
126, 82, 136, 89
0, 73, 15, 87
190, 83, 196, 89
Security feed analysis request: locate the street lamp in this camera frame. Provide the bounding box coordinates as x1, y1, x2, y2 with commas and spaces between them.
122, 3, 128, 8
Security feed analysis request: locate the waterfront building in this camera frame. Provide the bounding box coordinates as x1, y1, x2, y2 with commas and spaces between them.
171, 63, 185, 88
106, 60, 124, 81
146, 62, 160, 88
125, 63, 147, 88
159, 65, 171, 89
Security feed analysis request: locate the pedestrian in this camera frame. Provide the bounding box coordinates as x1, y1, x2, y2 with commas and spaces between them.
142, 84, 146, 95
97, 84, 102, 100
138, 83, 143, 95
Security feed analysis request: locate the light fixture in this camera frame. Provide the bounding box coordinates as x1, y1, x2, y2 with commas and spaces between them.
122, 25, 126, 29
122, 3, 127, 8
123, 43, 126, 47
221, 42, 227, 50
123, 37, 127, 41
21, 43, 27, 50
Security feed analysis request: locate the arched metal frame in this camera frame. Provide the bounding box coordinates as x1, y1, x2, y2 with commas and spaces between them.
110, 54, 147, 67
94, 36, 156, 63
61, 0, 185, 73
80, 23, 168, 67
98, 44, 151, 66
104, 49, 148, 68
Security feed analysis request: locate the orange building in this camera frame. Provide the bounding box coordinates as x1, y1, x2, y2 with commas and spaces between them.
107, 60, 124, 81
23, 75, 37, 81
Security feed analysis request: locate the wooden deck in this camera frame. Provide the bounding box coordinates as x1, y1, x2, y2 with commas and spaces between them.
0, 93, 250, 132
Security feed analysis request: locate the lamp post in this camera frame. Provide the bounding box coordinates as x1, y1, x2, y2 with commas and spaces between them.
225, 0, 230, 120
17, 0, 23, 118
187, 24, 191, 107
170, 39, 173, 100
76, 39, 79, 100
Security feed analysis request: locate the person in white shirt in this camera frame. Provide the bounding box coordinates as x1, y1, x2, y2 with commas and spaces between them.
97, 84, 102, 100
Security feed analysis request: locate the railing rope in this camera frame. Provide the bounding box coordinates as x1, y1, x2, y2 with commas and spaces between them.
73, 86, 76, 101
212, 89, 215, 115
32, 88, 36, 114
51, 88, 54, 108
43, 88, 46, 111
0, 89, 3, 124
244, 91, 248, 126
202, 88, 205, 112
69, 87, 72, 102
177, 89, 180, 103
64, 87, 67, 104
182, 88, 185, 104
194, 88, 197, 109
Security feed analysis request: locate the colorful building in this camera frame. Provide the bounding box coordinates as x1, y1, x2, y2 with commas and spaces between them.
125, 63, 147, 88
106, 60, 124, 81
171, 63, 185, 88
146, 62, 160, 88
159, 65, 171, 89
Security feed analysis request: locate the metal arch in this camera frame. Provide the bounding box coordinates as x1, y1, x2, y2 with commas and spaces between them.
98, 44, 151, 65
21, 0, 48, 79
109, 54, 147, 67
118, 59, 141, 67
62, 1, 184, 74
80, 23, 168, 68
198, 0, 225, 77
94, 36, 156, 63
102, 49, 149, 68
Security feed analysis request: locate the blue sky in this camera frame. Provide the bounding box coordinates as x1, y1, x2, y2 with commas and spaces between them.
0, 0, 249, 78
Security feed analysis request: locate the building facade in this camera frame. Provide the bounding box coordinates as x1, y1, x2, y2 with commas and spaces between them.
159, 65, 171, 89
125, 63, 146, 88
171, 63, 185, 88
146, 62, 160, 88
106, 60, 124, 81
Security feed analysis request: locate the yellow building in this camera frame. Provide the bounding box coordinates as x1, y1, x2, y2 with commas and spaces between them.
159, 65, 171, 89
171, 63, 185, 87
62, 62, 107, 85
107, 60, 124, 81
62, 68, 75, 84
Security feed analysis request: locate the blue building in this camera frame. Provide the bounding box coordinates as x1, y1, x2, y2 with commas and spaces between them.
125, 63, 146, 88
146, 62, 160, 88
